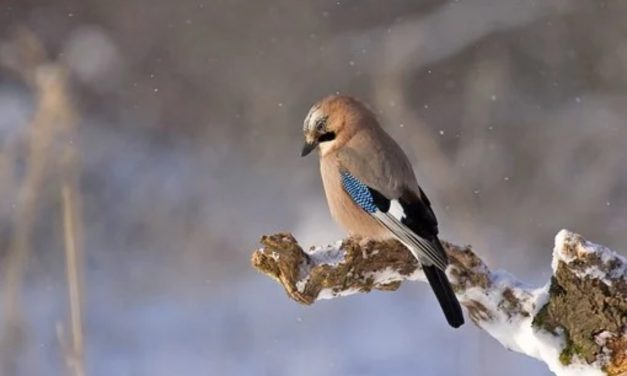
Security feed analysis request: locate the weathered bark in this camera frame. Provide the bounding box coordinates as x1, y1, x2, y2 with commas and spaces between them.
251, 230, 626, 376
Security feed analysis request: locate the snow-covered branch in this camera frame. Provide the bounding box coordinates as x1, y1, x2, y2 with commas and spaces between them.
251, 230, 626, 376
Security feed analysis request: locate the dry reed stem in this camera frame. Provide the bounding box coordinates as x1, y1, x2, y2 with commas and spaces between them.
61, 184, 86, 376
0, 28, 86, 376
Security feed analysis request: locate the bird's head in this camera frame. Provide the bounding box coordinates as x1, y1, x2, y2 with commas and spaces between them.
301, 95, 371, 157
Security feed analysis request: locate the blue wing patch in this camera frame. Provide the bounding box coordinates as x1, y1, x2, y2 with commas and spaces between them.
340, 170, 378, 213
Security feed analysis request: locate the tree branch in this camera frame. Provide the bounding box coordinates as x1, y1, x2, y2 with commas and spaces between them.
251, 230, 626, 376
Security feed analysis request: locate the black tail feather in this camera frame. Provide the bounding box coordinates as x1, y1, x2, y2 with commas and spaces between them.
423, 264, 465, 328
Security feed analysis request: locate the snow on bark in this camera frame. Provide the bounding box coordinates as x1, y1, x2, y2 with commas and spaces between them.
251, 230, 626, 376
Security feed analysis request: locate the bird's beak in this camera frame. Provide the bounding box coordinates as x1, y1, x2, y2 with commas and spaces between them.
300, 140, 318, 157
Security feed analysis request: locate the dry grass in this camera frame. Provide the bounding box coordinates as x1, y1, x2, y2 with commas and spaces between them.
0, 29, 86, 376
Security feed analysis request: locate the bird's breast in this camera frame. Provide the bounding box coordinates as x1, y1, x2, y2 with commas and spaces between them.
320, 156, 390, 240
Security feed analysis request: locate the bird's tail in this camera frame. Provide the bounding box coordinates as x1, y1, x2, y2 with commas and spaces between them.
423, 263, 465, 328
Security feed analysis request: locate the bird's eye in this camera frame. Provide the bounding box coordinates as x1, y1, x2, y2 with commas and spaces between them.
315, 117, 327, 131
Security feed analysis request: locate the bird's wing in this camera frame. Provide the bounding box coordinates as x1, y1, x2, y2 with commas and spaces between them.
336, 128, 448, 270
336, 129, 414, 199
339, 169, 449, 271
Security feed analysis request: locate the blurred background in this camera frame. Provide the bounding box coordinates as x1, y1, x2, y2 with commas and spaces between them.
0, 0, 626, 375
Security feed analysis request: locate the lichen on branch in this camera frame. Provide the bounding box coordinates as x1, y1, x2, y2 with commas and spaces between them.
251, 230, 626, 376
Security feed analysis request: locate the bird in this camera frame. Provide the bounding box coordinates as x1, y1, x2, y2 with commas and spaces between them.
300, 95, 464, 328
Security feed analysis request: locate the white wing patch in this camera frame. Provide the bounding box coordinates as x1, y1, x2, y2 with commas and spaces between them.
388, 199, 406, 221
373, 210, 448, 271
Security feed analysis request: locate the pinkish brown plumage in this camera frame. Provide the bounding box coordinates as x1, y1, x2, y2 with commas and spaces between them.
301, 95, 464, 328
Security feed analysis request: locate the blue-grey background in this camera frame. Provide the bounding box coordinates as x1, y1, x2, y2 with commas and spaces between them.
1, 0, 626, 375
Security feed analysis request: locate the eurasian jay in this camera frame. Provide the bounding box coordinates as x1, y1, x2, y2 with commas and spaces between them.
301, 95, 464, 328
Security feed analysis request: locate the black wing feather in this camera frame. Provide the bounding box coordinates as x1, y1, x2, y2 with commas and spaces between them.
398, 188, 439, 239
367, 187, 390, 212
